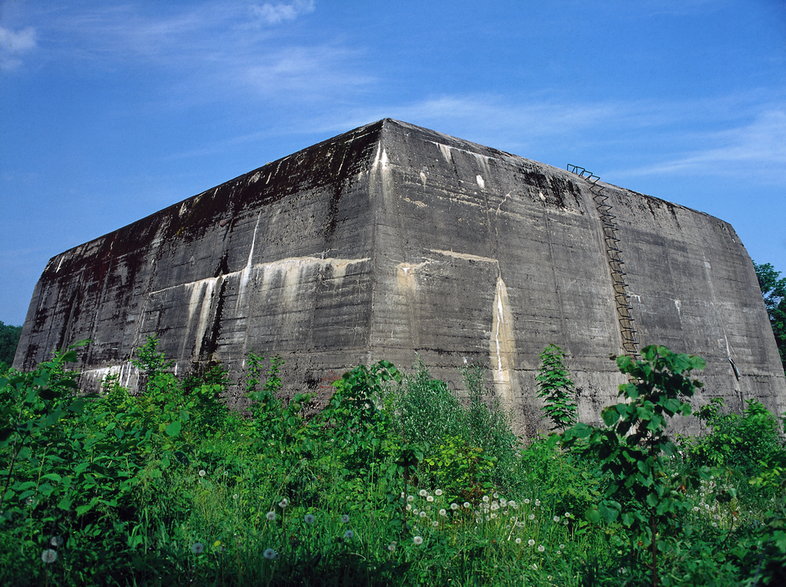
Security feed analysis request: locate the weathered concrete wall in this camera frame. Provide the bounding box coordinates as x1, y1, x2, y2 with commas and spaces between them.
15, 119, 786, 434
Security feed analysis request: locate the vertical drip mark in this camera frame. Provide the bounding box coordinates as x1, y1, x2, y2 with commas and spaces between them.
489, 276, 516, 411
236, 212, 262, 311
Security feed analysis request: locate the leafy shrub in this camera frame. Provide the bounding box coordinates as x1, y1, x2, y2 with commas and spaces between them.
535, 344, 578, 431
687, 398, 786, 490
561, 345, 707, 586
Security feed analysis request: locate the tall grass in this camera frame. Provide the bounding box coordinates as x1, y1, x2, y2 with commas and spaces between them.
0, 341, 784, 585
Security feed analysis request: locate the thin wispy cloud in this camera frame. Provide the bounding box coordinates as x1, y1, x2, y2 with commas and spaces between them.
0, 25, 36, 70
24, 1, 366, 106
610, 108, 786, 182
251, 0, 315, 25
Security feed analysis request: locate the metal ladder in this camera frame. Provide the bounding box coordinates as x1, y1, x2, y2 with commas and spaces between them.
567, 164, 639, 358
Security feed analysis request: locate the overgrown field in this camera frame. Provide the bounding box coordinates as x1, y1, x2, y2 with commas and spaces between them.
1, 340, 785, 585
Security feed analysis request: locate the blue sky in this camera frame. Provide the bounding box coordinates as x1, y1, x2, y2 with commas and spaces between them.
1, 0, 785, 326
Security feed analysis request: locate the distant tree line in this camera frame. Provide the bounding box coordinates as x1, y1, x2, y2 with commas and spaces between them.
755, 262, 786, 373
0, 321, 22, 368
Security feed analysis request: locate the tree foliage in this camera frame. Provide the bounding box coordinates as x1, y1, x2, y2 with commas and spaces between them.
754, 262, 786, 372
0, 321, 22, 368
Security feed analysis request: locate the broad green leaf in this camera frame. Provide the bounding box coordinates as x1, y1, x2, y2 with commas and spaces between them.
165, 419, 182, 437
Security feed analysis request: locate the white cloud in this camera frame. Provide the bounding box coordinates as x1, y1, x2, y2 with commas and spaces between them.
610, 108, 786, 180
0, 25, 36, 70
251, 0, 315, 25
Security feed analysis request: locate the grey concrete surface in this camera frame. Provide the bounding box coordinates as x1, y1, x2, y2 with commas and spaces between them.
14, 119, 786, 435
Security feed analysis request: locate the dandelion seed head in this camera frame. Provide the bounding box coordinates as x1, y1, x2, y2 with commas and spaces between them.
439, 508, 447, 516
538, 544, 545, 552
419, 511, 427, 518
413, 536, 423, 545
528, 513, 535, 520
515, 537, 522, 544
553, 515, 561, 522
426, 495, 434, 502
343, 530, 354, 539
191, 542, 205, 554
266, 511, 277, 521
198, 469, 206, 477
41, 549, 57, 563
463, 502, 471, 509
528, 539, 535, 546
407, 495, 415, 502
263, 548, 278, 559
278, 498, 289, 508
482, 495, 490, 503
450, 502, 459, 510
419, 489, 427, 497
341, 514, 350, 523
523, 498, 531, 504
304, 514, 315, 524
432, 520, 438, 527
50, 536, 63, 547
435, 489, 443, 496
387, 542, 397, 552
534, 499, 541, 507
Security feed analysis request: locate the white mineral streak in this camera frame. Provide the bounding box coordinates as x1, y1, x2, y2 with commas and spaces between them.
184, 279, 216, 357
419, 171, 427, 186
437, 142, 453, 163
372, 143, 389, 171
149, 256, 369, 315
489, 276, 516, 411
429, 249, 497, 264
475, 174, 485, 189
236, 212, 262, 310
395, 261, 430, 292
403, 196, 428, 208
80, 362, 139, 390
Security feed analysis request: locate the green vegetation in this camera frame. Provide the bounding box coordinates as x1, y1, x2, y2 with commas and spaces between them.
0, 321, 22, 369
536, 344, 578, 431
754, 261, 786, 373
1, 341, 784, 585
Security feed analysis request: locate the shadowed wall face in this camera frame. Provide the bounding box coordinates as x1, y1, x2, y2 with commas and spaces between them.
14, 119, 786, 434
